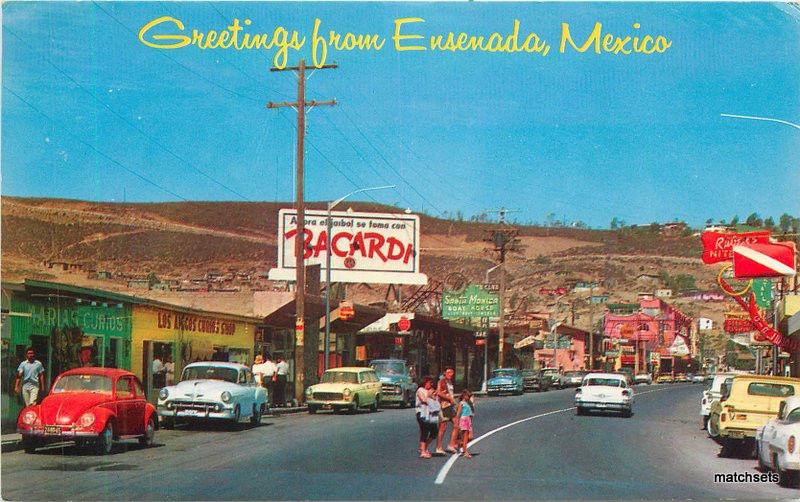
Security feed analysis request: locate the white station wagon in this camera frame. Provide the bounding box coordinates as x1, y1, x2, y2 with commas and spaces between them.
575, 372, 633, 417
157, 362, 268, 429
757, 396, 800, 487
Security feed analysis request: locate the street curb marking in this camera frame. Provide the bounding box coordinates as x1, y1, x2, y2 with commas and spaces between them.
433, 384, 689, 485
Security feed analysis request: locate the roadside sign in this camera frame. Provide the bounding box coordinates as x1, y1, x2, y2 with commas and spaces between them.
397, 316, 411, 332
339, 300, 355, 321
475, 339, 486, 346
442, 284, 500, 319
733, 242, 797, 278
701, 230, 771, 264
752, 279, 773, 308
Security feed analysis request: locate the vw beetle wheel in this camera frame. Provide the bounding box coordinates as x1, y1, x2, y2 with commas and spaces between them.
139, 417, 156, 446
96, 421, 114, 455
21, 436, 38, 454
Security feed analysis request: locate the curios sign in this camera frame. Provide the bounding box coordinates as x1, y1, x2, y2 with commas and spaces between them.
269, 209, 428, 285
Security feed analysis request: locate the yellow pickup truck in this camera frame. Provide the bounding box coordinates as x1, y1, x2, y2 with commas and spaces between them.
708, 375, 800, 457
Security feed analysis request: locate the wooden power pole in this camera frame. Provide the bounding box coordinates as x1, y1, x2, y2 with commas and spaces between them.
268, 59, 336, 404
485, 208, 520, 368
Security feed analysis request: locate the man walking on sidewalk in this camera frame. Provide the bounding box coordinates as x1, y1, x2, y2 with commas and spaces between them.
275, 356, 289, 407
14, 348, 45, 406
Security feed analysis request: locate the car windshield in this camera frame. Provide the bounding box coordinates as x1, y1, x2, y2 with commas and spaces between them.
492, 370, 517, 378
565, 372, 583, 377
370, 362, 405, 375
747, 382, 795, 398
522, 370, 536, 377
320, 371, 359, 384
585, 378, 623, 387
182, 366, 238, 383
52, 374, 112, 394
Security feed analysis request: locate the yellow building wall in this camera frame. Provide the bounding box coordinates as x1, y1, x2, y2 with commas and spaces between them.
131, 305, 255, 381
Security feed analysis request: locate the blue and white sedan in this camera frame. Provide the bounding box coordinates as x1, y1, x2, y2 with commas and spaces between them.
487, 368, 524, 396
157, 362, 268, 429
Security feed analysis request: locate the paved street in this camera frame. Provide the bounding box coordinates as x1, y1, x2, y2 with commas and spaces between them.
1, 384, 794, 500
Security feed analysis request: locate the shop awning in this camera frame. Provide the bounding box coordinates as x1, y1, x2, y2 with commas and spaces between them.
514, 335, 538, 349
322, 304, 386, 334
261, 294, 330, 329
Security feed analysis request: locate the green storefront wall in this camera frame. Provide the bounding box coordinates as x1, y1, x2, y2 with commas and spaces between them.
2, 291, 132, 428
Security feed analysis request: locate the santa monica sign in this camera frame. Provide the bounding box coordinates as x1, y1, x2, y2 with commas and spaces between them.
268, 209, 427, 285
442, 284, 500, 319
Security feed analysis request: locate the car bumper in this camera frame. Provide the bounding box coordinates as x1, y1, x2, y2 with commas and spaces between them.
720, 427, 757, 439
158, 405, 236, 420
19, 428, 99, 439
380, 394, 405, 403
576, 400, 631, 411
523, 382, 542, 390
487, 386, 521, 393
306, 399, 354, 408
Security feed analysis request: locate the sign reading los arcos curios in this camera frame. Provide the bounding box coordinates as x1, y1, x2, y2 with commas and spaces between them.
269, 209, 428, 285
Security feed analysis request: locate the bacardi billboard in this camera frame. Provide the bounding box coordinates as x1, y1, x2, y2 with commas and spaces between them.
268, 209, 428, 285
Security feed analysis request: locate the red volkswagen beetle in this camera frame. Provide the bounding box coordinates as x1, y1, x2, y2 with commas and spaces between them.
16, 367, 157, 454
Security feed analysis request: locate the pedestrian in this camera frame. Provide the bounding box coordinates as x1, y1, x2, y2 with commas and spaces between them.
435, 367, 459, 455
415, 376, 439, 458
275, 356, 289, 407
252, 354, 265, 385
164, 355, 175, 386
152, 353, 166, 389
263, 354, 278, 407
14, 348, 45, 406
455, 389, 475, 458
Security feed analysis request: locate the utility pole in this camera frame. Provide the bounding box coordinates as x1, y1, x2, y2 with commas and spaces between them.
484, 208, 520, 368
268, 59, 337, 404
588, 283, 594, 371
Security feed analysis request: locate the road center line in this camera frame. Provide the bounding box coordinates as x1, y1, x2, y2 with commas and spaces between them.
433, 384, 690, 485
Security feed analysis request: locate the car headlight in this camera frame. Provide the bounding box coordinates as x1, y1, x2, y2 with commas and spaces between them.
159, 388, 169, 400
343, 388, 352, 397
22, 410, 37, 425
78, 413, 95, 428
221, 391, 232, 403
305, 387, 313, 396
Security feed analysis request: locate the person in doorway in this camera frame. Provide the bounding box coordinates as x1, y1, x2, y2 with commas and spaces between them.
15, 348, 45, 406
152, 354, 166, 389
275, 356, 289, 407
435, 367, 458, 455
455, 389, 475, 458
164, 356, 175, 386
262, 353, 277, 407
415, 376, 438, 458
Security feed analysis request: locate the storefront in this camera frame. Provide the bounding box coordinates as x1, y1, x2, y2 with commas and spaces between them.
1, 280, 133, 428
131, 304, 259, 401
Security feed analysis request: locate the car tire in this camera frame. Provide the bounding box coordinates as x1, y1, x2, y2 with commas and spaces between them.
622, 409, 632, 418
774, 455, 796, 487
231, 405, 241, 427
707, 413, 720, 438
719, 439, 736, 458
576, 407, 584, 416
400, 391, 409, 409
370, 395, 379, 412
756, 443, 767, 472
702, 416, 709, 431
139, 416, 156, 447
21, 436, 38, 454
350, 396, 360, 414
250, 403, 262, 425
308, 406, 318, 414
95, 421, 114, 456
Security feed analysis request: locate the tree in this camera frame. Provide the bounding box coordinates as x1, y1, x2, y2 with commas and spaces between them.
705, 218, 713, 227
610, 217, 619, 229
764, 216, 775, 229
730, 215, 739, 226
780, 213, 793, 233
745, 212, 762, 227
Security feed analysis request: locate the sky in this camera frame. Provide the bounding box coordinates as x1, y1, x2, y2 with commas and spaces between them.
2, 1, 799, 229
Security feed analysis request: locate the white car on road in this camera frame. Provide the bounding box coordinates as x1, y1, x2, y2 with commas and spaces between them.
757, 396, 800, 487
575, 372, 633, 417
157, 362, 268, 429
701, 373, 734, 432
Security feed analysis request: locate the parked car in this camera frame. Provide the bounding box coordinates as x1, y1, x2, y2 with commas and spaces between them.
487, 368, 524, 396
17, 367, 157, 455
691, 373, 706, 384
541, 368, 562, 389
157, 362, 267, 429
708, 375, 800, 457
617, 368, 634, 385
369, 359, 415, 408
634, 373, 652, 385
701, 373, 734, 432
305, 367, 381, 413
675, 373, 689, 383
522, 369, 551, 392
656, 374, 674, 384
574, 372, 633, 417
560, 371, 586, 388
757, 396, 800, 487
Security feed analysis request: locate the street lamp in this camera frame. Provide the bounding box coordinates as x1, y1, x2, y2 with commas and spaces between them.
550, 320, 563, 374
480, 264, 502, 393
323, 185, 396, 371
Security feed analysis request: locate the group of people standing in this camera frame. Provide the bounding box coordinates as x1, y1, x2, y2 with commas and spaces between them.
415, 367, 475, 459
252, 353, 290, 407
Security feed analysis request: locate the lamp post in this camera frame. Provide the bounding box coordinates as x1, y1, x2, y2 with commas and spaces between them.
481, 265, 501, 393
721, 112, 800, 376
550, 320, 563, 374
323, 185, 395, 371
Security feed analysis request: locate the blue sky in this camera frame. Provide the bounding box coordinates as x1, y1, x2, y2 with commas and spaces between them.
2, 2, 799, 228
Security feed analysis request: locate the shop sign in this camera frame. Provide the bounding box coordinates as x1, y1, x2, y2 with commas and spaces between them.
543, 337, 571, 349
605, 350, 620, 357
442, 284, 500, 319
397, 316, 411, 332
724, 318, 755, 333
269, 209, 427, 285
29, 304, 128, 335
732, 242, 797, 278
752, 279, 773, 308
475, 338, 486, 346
356, 345, 366, 360
156, 310, 236, 335
393, 337, 403, 345
339, 301, 355, 321
650, 352, 661, 363
701, 230, 771, 264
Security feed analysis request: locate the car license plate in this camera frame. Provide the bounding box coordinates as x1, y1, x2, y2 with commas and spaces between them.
729, 431, 744, 439
182, 409, 198, 416
44, 425, 61, 435
595, 403, 606, 408
322, 404, 333, 410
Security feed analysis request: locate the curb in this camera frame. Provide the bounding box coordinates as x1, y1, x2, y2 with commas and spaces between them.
267, 406, 307, 416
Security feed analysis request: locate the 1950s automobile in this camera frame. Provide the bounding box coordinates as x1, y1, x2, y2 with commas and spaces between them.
157, 362, 268, 429
305, 367, 382, 414
17, 367, 157, 455
756, 396, 800, 487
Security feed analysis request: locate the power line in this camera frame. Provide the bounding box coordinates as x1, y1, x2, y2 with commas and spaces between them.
5, 85, 188, 201
92, 1, 262, 104
5, 27, 252, 202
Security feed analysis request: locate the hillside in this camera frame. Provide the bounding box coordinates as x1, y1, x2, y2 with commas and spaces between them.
1, 196, 734, 337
